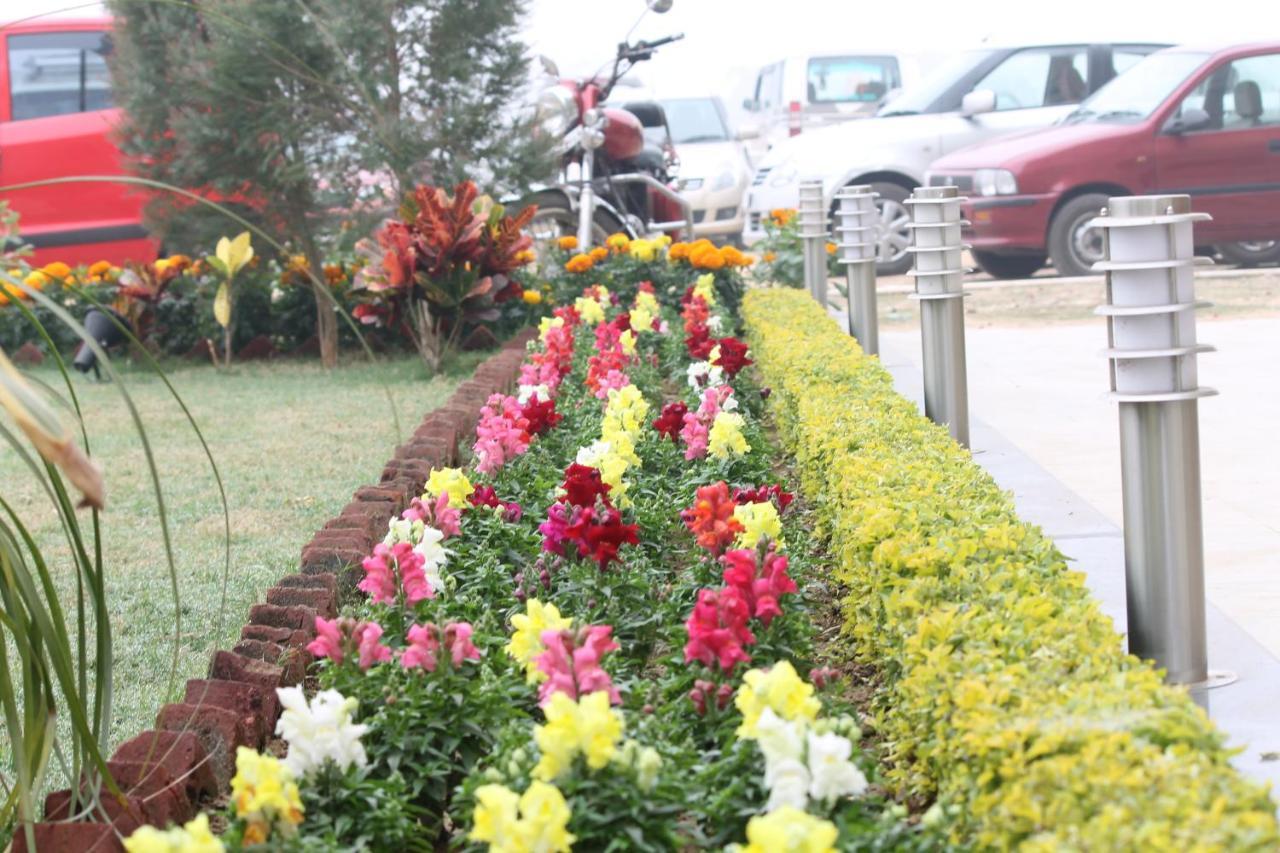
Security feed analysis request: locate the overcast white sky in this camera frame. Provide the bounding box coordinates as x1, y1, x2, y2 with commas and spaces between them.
7, 0, 1280, 123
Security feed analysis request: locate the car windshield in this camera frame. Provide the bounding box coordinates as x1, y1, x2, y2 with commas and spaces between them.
659, 98, 729, 144
878, 49, 997, 116
1065, 51, 1210, 123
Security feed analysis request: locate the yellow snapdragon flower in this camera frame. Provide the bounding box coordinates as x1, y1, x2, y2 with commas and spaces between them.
574, 294, 606, 325
507, 599, 572, 682
230, 748, 303, 844
471, 781, 575, 853
733, 500, 783, 549
693, 272, 717, 306
735, 661, 822, 739
742, 806, 838, 852
534, 691, 625, 781
708, 411, 749, 460
539, 315, 565, 342
425, 467, 474, 509
124, 814, 224, 853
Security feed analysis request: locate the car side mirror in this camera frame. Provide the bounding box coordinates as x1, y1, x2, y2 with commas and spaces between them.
736, 125, 760, 141
961, 89, 996, 118
647, 0, 673, 12
1164, 107, 1211, 135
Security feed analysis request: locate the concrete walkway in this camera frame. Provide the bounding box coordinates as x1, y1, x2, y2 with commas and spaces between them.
834, 309, 1280, 794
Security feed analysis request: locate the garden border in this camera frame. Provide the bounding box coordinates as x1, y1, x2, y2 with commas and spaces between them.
16, 328, 538, 853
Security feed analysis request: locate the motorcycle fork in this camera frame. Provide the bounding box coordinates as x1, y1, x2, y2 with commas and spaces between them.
577, 149, 595, 249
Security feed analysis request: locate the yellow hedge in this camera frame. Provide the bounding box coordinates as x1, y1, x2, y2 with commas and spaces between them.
742, 289, 1278, 851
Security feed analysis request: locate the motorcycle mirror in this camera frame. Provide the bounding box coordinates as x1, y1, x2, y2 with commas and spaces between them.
646, 0, 673, 12
538, 55, 560, 77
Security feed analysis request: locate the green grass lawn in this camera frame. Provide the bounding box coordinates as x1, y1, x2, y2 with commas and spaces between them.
0, 352, 479, 780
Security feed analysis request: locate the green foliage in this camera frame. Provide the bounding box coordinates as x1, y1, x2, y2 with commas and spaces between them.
749, 210, 841, 288
742, 289, 1280, 850
290, 765, 430, 852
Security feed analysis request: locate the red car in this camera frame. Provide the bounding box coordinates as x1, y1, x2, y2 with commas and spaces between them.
0, 16, 156, 267
925, 42, 1280, 278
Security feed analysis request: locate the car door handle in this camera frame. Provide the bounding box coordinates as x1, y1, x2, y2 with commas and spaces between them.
1270, 139, 1280, 153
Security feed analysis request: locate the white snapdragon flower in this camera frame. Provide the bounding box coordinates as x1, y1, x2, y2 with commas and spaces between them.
575, 439, 613, 468
765, 758, 811, 811
707, 314, 724, 334
686, 360, 724, 390
754, 707, 804, 768
275, 687, 368, 778
517, 383, 551, 405
806, 730, 868, 803
413, 525, 449, 594
384, 517, 425, 546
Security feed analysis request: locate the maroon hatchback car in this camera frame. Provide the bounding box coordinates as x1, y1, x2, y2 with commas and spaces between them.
925, 43, 1280, 277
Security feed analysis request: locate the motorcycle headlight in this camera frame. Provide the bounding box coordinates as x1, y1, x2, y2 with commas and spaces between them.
711, 169, 736, 192
535, 85, 578, 139
974, 168, 1019, 197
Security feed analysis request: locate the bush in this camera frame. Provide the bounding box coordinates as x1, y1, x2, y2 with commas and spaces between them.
748, 209, 840, 289
741, 289, 1280, 850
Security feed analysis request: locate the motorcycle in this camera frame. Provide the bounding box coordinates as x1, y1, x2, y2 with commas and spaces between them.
519, 0, 692, 251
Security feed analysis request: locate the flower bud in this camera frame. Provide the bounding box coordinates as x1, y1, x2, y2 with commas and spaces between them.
760, 387, 772, 399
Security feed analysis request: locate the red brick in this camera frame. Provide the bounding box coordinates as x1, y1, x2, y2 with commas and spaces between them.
111, 730, 218, 801
233, 639, 310, 685
380, 459, 431, 484
184, 677, 281, 743
340, 500, 396, 525
10, 822, 122, 853
274, 572, 338, 595
266, 585, 336, 617
353, 485, 407, 507
240, 624, 312, 652
305, 530, 372, 551
322, 512, 383, 540
300, 546, 366, 574
155, 702, 250, 784
209, 650, 284, 694
106, 760, 194, 823
248, 603, 316, 632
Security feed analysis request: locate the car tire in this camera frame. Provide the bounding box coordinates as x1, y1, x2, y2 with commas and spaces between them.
971, 250, 1046, 280
1216, 240, 1280, 267
1048, 193, 1110, 277
867, 182, 914, 277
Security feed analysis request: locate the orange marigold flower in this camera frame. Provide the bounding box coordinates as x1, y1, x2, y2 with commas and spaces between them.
323, 263, 346, 286
565, 253, 594, 274
515, 248, 537, 265
762, 251, 777, 263
825, 242, 837, 255
556, 235, 579, 251
606, 232, 630, 253
690, 243, 725, 270
87, 260, 113, 278
166, 254, 192, 271
770, 208, 796, 226
588, 246, 609, 263
668, 241, 690, 261
720, 245, 748, 267
40, 261, 72, 281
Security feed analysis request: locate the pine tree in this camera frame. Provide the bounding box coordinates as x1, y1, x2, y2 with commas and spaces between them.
106, 0, 543, 368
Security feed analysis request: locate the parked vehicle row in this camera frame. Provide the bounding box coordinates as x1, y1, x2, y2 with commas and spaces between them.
742, 40, 1280, 277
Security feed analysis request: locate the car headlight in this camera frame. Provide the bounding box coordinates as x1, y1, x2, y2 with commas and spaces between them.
974, 168, 1018, 197
768, 165, 799, 187
534, 85, 578, 139
711, 169, 736, 192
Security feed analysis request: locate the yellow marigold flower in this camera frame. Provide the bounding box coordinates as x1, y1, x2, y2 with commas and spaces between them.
742, 806, 838, 853
515, 249, 537, 265
522, 289, 544, 305
124, 813, 224, 853
708, 411, 749, 459
556, 235, 579, 251
588, 246, 609, 263
733, 500, 783, 550
574, 294, 605, 325
230, 748, 303, 841
606, 232, 630, 253
627, 238, 656, 262
507, 599, 572, 681
425, 467, 474, 509
656, 234, 672, 247
565, 253, 594, 274
22, 270, 48, 291
735, 661, 821, 739
534, 691, 625, 781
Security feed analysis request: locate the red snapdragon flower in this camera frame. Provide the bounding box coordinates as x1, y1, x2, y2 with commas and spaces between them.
721, 546, 797, 627
712, 337, 753, 377
731, 483, 795, 514
652, 400, 688, 441
560, 462, 611, 509
681, 481, 744, 557
565, 505, 640, 571
521, 396, 562, 436
684, 586, 754, 672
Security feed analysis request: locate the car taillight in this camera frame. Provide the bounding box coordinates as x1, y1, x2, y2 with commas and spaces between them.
788, 101, 802, 137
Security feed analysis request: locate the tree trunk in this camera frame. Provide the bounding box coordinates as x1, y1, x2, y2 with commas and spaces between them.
297, 230, 338, 369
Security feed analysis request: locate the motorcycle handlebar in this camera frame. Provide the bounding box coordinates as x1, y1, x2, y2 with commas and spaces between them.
619, 32, 684, 60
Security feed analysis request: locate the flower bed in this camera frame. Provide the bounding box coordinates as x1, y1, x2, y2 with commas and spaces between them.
741, 289, 1280, 850
103, 248, 955, 850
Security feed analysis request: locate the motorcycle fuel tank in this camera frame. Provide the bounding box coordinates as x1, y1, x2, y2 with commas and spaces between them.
601, 107, 645, 161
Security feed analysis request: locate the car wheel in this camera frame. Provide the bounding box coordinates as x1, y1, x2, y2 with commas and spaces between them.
867, 182, 913, 277
971, 250, 1046, 280
1048, 193, 1110, 277
1216, 240, 1280, 267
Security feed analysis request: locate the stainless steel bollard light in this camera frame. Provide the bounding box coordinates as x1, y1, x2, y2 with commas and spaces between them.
905, 185, 970, 447
1092, 194, 1232, 689
834, 185, 879, 355
797, 179, 829, 307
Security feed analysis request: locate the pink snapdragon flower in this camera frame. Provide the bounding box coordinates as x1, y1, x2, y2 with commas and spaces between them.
721, 547, 797, 627
472, 393, 532, 475
402, 492, 462, 539
356, 622, 393, 669
533, 625, 621, 705
307, 617, 391, 671
359, 542, 434, 606
401, 621, 481, 672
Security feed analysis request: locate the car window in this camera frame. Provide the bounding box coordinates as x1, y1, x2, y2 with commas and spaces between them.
1113, 48, 1151, 77
806, 56, 899, 104
754, 63, 781, 112
1173, 53, 1280, 131
660, 98, 729, 144
8, 31, 113, 121
975, 47, 1089, 110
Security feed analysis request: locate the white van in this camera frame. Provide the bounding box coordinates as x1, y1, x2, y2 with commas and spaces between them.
741, 52, 928, 156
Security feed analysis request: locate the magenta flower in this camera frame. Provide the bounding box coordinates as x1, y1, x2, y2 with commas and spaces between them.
359, 542, 434, 606
472, 393, 531, 475
402, 493, 461, 539
401, 623, 439, 672
533, 625, 621, 706
538, 502, 579, 557
443, 622, 481, 667
307, 616, 346, 663
355, 622, 393, 670
680, 411, 709, 460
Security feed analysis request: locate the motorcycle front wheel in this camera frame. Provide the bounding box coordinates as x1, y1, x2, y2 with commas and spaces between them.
511, 191, 628, 274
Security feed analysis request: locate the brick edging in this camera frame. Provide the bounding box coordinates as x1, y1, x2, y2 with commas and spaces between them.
18, 328, 538, 852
